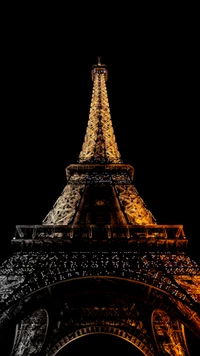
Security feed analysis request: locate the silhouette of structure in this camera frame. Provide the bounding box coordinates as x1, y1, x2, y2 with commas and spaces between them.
0, 59, 199, 355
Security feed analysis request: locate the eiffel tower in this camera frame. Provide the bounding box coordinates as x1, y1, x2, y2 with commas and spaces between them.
0, 58, 199, 355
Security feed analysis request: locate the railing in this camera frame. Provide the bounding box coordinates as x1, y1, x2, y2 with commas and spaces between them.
11, 224, 188, 253
13, 224, 186, 240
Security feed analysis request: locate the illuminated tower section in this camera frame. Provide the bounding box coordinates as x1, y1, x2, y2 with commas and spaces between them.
42, 58, 156, 227
0, 59, 199, 356
79, 58, 122, 163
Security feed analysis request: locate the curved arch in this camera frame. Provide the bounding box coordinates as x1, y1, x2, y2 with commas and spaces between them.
16, 275, 173, 299
1, 251, 195, 313
2, 275, 196, 335
2, 276, 198, 356
46, 326, 154, 356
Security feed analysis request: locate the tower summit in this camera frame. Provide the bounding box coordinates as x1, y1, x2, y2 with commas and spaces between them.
0, 59, 199, 356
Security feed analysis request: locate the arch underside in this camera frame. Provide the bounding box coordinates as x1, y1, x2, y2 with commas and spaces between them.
0, 251, 199, 338
47, 327, 154, 356
1, 251, 199, 311
3, 276, 195, 356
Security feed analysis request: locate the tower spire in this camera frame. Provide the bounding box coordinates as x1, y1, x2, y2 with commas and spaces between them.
78, 59, 122, 164
97, 56, 101, 65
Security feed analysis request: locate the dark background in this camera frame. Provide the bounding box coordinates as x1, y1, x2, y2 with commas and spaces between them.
1, 3, 199, 354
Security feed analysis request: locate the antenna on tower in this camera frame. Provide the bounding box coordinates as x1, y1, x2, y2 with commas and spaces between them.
97, 56, 102, 65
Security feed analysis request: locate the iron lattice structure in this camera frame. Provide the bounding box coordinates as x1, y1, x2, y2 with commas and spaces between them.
0, 59, 199, 355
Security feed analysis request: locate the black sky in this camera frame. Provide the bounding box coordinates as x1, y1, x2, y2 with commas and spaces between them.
1, 4, 199, 353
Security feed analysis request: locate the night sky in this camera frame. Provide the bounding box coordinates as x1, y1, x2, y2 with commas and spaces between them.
1, 4, 199, 354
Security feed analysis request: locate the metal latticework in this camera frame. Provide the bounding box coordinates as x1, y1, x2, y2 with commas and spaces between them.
42, 168, 156, 226
78, 60, 122, 164
0, 59, 199, 356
